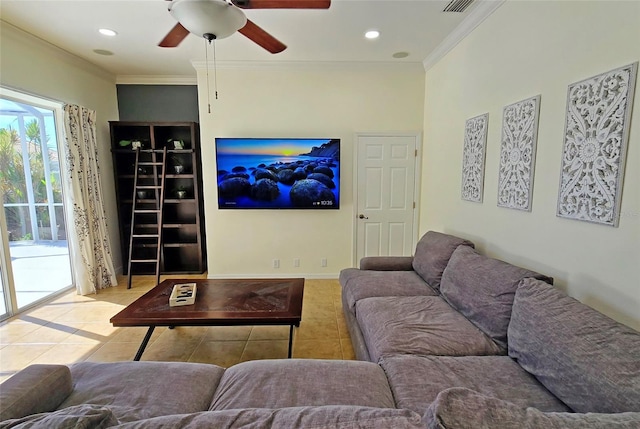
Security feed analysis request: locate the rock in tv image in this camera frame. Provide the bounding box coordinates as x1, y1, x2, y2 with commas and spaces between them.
215, 138, 340, 209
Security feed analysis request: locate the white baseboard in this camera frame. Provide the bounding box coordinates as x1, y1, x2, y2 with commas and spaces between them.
206, 273, 339, 280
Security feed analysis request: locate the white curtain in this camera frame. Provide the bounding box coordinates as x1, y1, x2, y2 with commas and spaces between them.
63, 104, 117, 294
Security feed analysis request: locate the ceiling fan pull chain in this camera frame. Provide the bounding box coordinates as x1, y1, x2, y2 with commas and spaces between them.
204, 37, 212, 114
213, 39, 219, 101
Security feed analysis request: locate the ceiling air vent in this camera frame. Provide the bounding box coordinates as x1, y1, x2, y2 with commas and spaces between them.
443, 0, 475, 13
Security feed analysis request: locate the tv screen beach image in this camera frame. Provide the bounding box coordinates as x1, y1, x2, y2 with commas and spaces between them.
215, 138, 340, 209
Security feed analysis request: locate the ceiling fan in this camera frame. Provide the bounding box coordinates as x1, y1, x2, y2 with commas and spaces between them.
159, 0, 331, 54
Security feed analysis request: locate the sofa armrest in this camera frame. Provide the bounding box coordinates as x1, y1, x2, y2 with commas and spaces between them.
0, 364, 73, 421
360, 256, 414, 271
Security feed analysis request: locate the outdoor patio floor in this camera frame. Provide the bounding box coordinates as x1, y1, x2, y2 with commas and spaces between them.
3, 241, 72, 312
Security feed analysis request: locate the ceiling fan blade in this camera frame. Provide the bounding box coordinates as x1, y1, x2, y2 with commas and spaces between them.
232, 0, 330, 9
238, 19, 287, 54
159, 23, 190, 48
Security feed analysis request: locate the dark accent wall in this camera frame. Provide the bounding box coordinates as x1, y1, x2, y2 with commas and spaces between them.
116, 85, 199, 122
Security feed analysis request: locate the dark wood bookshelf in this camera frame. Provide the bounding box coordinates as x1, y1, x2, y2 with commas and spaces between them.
110, 121, 206, 275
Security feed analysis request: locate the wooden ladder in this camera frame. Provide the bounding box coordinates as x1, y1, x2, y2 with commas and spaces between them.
127, 147, 167, 289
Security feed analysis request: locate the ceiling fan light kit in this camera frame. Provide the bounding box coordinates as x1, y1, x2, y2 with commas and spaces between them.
169, 0, 247, 40
159, 0, 331, 53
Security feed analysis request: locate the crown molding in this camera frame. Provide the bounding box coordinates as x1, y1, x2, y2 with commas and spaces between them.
0, 20, 115, 83
115, 75, 198, 85
422, 0, 505, 71
191, 60, 425, 72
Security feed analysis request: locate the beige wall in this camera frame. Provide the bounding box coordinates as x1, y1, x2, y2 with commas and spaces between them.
0, 24, 121, 270
196, 65, 425, 277
421, 1, 640, 329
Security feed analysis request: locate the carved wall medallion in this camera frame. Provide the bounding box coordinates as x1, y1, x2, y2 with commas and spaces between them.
497, 95, 541, 211
461, 113, 489, 203
557, 62, 638, 227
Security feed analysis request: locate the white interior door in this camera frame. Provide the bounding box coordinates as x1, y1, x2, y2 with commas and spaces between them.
355, 134, 419, 264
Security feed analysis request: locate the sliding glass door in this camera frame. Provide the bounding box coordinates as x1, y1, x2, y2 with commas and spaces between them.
0, 89, 72, 319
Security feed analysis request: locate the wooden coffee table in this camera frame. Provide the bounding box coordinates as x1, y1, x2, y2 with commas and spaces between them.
110, 278, 304, 361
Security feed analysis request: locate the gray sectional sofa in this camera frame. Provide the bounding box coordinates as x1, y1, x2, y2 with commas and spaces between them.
1, 231, 639, 428
340, 231, 640, 428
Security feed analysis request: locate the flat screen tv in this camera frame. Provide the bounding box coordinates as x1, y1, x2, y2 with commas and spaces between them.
215, 138, 340, 209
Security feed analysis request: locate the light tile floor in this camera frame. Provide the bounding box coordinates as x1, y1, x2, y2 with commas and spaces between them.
0, 275, 355, 383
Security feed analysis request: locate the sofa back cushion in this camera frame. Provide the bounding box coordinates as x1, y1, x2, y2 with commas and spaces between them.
61, 361, 225, 423
210, 359, 395, 410
412, 231, 474, 291
0, 364, 72, 421
440, 246, 552, 350
508, 278, 640, 413
423, 387, 640, 429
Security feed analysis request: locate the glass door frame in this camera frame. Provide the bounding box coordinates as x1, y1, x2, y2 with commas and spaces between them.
0, 205, 17, 318
0, 86, 74, 321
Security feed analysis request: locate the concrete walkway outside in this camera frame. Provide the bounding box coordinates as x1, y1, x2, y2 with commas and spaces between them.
4, 241, 72, 311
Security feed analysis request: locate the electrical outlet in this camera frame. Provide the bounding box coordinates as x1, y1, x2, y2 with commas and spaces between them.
273, 259, 280, 269
321, 258, 327, 267
294, 258, 300, 267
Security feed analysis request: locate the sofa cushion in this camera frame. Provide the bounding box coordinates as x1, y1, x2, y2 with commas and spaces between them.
508, 278, 640, 413
0, 364, 72, 421
424, 388, 640, 429
210, 359, 395, 410
412, 231, 474, 291
380, 355, 569, 415
356, 296, 502, 363
60, 361, 225, 422
0, 404, 118, 429
340, 268, 437, 312
112, 407, 424, 429
440, 246, 552, 350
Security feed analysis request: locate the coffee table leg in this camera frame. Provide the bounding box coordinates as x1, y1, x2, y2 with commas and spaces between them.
134, 326, 156, 361
287, 325, 294, 358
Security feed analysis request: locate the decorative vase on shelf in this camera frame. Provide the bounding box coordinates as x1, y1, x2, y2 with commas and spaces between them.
174, 165, 184, 174
137, 190, 147, 199
173, 140, 184, 150
177, 190, 187, 199
131, 140, 142, 150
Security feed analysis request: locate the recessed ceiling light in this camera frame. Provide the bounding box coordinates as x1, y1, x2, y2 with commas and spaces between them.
365, 30, 380, 40
98, 28, 117, 37
392, 52, 409, 59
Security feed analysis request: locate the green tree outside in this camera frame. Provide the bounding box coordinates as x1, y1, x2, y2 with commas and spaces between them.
0, 119, 63, 241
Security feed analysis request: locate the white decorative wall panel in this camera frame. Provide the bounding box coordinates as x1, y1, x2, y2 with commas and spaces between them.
461, 113, 489, 202
497, 95, 541, 211
557, 62, 638, 227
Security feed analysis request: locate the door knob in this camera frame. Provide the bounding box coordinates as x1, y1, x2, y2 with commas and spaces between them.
358, 214, 369, 219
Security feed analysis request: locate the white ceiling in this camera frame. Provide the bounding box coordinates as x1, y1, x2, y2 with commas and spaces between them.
0, 0, 495, 80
